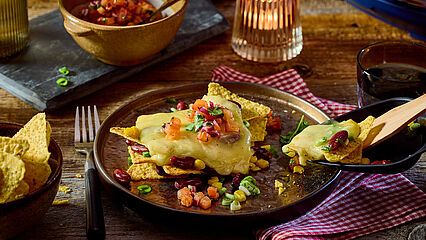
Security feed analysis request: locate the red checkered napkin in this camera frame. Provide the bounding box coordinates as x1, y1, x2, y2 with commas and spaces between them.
211, 65, 426, 240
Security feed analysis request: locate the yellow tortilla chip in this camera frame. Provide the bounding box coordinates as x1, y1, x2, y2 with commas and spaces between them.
110, 127, 143, 145
340, 144, 363, 164
358, 116, 375, 142
128, 147, 155, 164
23, 159, 51, 192
7, 180, 29, 201
13, 113, 51, 164
162, 165, 203, 176
207, 83, 271, 121
323, 139, 362, 162
247, 117, 268, 142
127, 162, 166, 180
0, 152, 26, 203
0, 137, 30, 157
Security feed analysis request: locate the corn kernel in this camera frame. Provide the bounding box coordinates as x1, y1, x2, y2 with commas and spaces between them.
361, 158, 370, 165
251, 166, 261, 172
208, 176, 219, 185
249, 162, 256, 168
293, 166, 304, 174
194, 159, 206, 170
274, 180, 284, 189
408, 121, 414, 127
124, 126, 140, 139
256, 159, 269, 169
285, 151, 296, 158
278, 187, 285, 195
212, 182, 223, 189
250, 155, 258, 163
234, 190, 246, 202
261, 145, 271, 151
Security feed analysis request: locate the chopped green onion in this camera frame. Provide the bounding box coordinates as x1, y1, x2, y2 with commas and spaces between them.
238, 185, 251, 196
241, 176, 256, 185
137, 185, 152, 195
56, 78, 68, 87
128, 156, 133, 166
409, 123, 421, 131
243, 120, 250, 128
315, 137, 328, 146
269, 146, 279, 157
218, 187, 227, 195
170, 107, 177, 112
185, 124, 195, 131
142, 152, 151, 158
240, 180, 260, 195
102, 18, 107, 23
230, 200, 241, 211
58, 66, 70, 76
321, 146, 332, 152
225, 193, 236, 200
165, 98, 176, 103
221, 197, 233, 206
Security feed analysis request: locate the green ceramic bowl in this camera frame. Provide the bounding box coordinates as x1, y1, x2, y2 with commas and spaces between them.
58, 0, 188, 66
0, 122, 63, 239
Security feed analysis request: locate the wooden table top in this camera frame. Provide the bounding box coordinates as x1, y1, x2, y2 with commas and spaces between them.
2, 0, 425, 239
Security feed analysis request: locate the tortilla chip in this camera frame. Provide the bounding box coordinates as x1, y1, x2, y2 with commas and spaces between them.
0, 137, 30, 157
247, 117, 268, 142
128, 147, 155, 164
127, 162, 166, 180
358, 116, 375, 142
162, 165, 203, 176
110, 127, 143, 145
7, 180, 29, 201
23, 159, 51, 192
207, 83, 271, 121
340, 144, 363, 164
0, 152, 26, 203
323, 138, 362, 162
13, 113, 51, 164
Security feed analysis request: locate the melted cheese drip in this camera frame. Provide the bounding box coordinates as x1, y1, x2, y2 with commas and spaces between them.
282, 120, 360, 165
135, 96, 253, 175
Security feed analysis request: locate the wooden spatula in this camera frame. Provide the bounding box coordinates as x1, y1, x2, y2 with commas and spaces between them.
363, 94, 426, 150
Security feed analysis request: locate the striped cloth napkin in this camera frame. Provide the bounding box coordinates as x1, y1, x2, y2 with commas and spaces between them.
211, 65, 426, 240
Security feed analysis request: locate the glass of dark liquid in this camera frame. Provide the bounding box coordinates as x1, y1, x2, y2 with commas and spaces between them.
357, 41, 426, 107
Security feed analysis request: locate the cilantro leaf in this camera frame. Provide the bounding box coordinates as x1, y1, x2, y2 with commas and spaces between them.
269, 146, 279, 157
165, 98, 176, 103
185, 124, 195, 131
194, 114, 205, 132
208, 106, 223, 116
279, 115, 309, 145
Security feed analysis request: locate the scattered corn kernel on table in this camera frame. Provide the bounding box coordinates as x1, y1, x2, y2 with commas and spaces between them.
1, 0, 424, 239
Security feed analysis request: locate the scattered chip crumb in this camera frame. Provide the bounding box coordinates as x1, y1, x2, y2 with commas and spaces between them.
268, 205, 272, 208
52, 199, 69, 206
59, 223, 64, 227
59, 186, 72, 194
75, 174, 83, 178
291, 110, 296, 114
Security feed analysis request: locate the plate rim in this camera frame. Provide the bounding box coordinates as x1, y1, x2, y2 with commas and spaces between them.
94, 82, 341, 218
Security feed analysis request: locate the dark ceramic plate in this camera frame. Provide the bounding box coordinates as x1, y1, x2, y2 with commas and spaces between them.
94, 82, 340, 226
311, 98, 426, 174
0, 122, 63, 239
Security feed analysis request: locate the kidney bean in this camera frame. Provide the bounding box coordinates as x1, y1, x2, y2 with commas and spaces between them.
131, 145, 149, 154
125, 139, 135, 146
170, 156, 195, 169
176, 101, 189, 111
174, 177, 203, 190
231, 173, 245, 188
328, 130, 348, 150
114, 168, 131, 186
155, 166, 167, 176
252, 146, 272, 160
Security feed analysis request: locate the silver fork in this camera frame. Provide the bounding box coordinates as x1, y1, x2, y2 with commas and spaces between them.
75, 106, 106, 239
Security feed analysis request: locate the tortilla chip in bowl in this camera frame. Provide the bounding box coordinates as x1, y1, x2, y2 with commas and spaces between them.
0, 120, 62, 239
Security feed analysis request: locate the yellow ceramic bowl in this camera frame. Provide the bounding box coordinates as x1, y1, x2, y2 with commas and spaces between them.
58, 0, 188, 66
0, 122, 63, 239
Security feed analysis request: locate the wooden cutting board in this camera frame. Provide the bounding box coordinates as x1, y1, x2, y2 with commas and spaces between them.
0, 0, 229, 111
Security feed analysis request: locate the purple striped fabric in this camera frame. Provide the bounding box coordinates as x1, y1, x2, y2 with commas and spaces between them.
211, 65, 426, 239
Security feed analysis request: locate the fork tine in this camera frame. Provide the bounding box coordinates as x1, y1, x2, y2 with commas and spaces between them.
94, 105, 101, 135
88, 106, 94, 142
75, 106, 81, 143
82, 106, 87, 143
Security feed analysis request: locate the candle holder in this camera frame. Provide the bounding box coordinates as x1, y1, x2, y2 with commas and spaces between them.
232, 0, 303, 63
0, 0, 29, 58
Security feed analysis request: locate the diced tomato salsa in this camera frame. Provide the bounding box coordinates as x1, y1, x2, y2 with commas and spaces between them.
76, 0, 162, 26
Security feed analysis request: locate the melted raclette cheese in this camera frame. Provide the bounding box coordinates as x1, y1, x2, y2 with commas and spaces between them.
282, 120, 360, 165
135, 96, 253, 175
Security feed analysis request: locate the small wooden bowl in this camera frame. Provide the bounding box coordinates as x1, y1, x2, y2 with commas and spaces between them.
58, 0, 188, 66
0, 122, 63, 239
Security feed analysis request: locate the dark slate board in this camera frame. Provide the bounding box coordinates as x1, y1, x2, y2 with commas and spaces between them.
0, 0, 229, 111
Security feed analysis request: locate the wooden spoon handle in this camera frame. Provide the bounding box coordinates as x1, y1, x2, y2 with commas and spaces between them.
363, 94, 426, 149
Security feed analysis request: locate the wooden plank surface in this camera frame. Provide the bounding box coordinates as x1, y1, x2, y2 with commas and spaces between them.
1, 0, 425, 239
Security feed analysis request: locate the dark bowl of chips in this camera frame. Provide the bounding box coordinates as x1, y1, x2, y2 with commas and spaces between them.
0, 120, 63, 239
